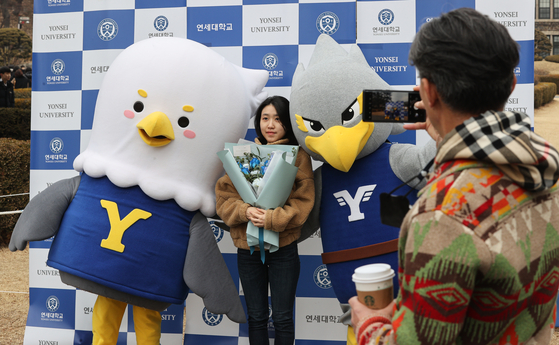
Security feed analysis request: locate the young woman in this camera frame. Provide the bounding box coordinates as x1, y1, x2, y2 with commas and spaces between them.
215, 95, 315, 345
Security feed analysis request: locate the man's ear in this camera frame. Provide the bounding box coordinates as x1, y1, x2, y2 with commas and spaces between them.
421, 78, 439, 108
511, 75, 517, 94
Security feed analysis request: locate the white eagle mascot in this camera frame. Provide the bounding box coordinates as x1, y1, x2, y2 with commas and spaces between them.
10, 37, 268, 344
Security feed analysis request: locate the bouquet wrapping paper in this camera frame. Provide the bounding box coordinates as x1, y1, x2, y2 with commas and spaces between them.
218, 142, 299, 262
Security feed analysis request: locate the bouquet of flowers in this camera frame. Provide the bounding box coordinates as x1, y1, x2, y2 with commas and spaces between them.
218, 140, 299, 263
234, 150, 270, 196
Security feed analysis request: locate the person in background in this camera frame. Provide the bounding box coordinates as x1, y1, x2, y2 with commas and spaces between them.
22, 65, 32, 84
9, 66, 18, 83
0, 66, 15, 107
13, 68, 29, 89
215, 95, 314, 345
349, 7, 559, 345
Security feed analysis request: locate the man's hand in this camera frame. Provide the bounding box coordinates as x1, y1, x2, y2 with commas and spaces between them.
402, 86, 443, 145
349, 296, 395, 327
403, 118, 442, 145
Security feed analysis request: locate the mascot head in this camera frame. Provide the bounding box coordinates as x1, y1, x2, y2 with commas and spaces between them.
74, 37, 268, 216
290, 34, 404, 172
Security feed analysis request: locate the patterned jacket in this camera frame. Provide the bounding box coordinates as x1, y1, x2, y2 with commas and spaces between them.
356, 111, 559, 345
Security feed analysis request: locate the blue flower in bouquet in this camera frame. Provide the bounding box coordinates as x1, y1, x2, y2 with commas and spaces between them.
232, 150, 269, 184
250, 157, 260, 169
261, 165, 267, 175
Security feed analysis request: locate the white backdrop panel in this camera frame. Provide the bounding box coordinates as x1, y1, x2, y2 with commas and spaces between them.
24, 0, 535, 344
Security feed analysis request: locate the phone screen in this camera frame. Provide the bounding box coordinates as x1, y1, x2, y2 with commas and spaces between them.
362, 90, 426, 123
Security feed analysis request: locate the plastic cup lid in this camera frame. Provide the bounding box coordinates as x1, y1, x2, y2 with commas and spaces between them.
352, 263, 395, 283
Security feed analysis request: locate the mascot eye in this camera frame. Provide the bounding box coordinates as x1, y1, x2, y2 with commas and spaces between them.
303, 118, 325, 134
133, 101, 144, 113
342, 99, 360, 125
178, 116, 190, 128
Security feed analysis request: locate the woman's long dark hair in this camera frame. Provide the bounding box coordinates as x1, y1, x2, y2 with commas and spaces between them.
254, 96, 298, 145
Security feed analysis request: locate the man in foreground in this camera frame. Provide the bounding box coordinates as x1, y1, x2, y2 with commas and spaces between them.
350, 7, 559, 345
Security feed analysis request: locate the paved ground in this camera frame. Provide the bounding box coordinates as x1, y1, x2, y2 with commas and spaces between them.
534, 97, 559, 345
534, 60, 559, 149
533, 96, 559, 149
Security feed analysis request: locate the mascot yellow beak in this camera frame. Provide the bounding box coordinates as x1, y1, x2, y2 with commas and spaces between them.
136, 111, 175, 147
306, 121, 374, 172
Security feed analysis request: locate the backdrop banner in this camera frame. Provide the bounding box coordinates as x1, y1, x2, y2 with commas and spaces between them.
26, 0, 534, 344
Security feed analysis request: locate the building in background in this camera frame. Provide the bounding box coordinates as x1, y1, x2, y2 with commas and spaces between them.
536, 0, 559, 56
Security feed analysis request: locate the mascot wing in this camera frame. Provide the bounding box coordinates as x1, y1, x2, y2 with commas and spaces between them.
184, 213, 246, 323
389, 141, 437, 188
9, 176, 80, 251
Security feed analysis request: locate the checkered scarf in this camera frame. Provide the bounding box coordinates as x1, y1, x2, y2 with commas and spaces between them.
436, 110, 559, 192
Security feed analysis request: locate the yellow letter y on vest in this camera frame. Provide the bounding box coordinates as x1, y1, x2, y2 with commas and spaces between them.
99, 200, 152, 253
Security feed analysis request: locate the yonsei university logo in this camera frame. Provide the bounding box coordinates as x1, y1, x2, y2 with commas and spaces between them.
97, 18, 118, 41
46, 295, 60, 312
262, 53, 279, 70
314, 264, 331, 289
50, 59, 65, 75
154, 15, 169, 31
378, 9, 395, 26
316, 11, 340, 35
49, 137, 64, 154
202, 307, 223, 326
209, 221, 224, 243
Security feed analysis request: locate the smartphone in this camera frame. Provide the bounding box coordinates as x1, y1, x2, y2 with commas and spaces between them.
362, 89, 426, 123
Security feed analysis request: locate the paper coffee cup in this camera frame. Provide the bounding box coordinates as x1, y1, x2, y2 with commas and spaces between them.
352, 263, 395, 310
